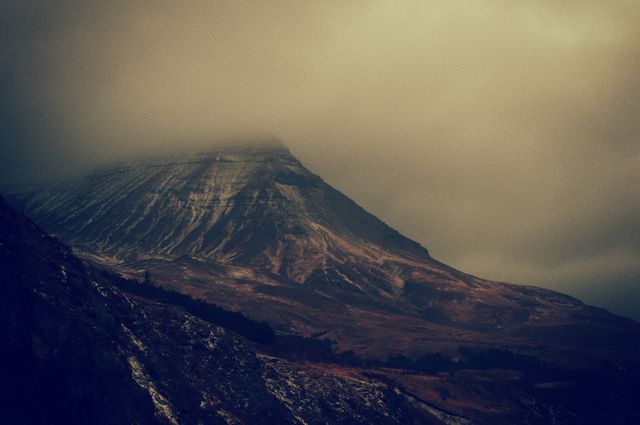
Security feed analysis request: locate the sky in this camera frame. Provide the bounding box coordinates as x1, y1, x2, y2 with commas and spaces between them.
1, 0, 639, 319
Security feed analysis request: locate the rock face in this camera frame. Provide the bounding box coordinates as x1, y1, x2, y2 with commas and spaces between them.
11, 143, 640, 364
0, 195, 446, 425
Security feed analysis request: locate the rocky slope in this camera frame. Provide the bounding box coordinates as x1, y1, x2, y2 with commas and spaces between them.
11, 142, 640, 366
0, 195, 447, 424
14, 142, 429, 283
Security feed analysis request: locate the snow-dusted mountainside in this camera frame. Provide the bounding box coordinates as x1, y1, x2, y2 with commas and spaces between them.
18, 143, 428, 269
10, 143, 640, 364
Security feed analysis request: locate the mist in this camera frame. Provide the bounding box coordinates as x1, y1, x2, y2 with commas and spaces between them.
1, 0, 639, 318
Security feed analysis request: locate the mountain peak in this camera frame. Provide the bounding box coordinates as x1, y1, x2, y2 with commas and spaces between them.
6, 145, 640, 425
8, 144, 640, 384
11, 145, 430, 283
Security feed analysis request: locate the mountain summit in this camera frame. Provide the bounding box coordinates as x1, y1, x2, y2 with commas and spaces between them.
19, 144, 427, 279
11, 142, 640, 362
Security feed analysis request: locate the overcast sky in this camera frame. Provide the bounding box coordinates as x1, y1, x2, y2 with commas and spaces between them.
1, 0, 639, 319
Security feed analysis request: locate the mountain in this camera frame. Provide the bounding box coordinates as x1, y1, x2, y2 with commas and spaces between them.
7, 142, 640, 423
11, 142, 640, 362
15, 141, 429, 280
0, 194, 450, 425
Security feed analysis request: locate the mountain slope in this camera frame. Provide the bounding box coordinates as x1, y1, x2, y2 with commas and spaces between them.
17, 142, 428, 267
0, 195, 448, 425
10, 143, 640, 365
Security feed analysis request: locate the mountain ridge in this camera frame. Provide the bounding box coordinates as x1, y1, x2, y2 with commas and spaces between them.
9, 142, 640, 365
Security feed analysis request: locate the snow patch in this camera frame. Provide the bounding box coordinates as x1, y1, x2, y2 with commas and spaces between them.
59, 265, 68, 282
122, 324, 147, 353
127, 356, 179, 425
90, 281, 110, 298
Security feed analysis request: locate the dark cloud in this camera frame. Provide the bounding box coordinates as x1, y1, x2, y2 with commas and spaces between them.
1, 1, 639, 318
